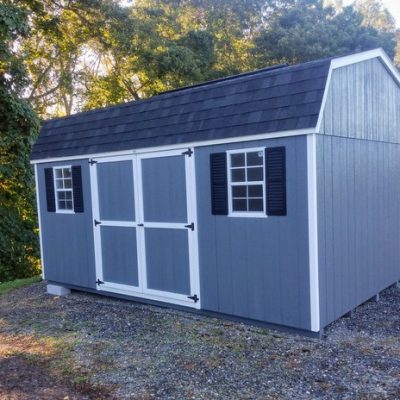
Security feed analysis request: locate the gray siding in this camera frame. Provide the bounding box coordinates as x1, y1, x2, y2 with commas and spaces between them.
320, 58, 400, 142
37, 160, 96, 288
196, 136, 311, 330
97, 161, 135, 221
145, 228, 191, 295
101, 226, 138, 286
317, 135, 400, 327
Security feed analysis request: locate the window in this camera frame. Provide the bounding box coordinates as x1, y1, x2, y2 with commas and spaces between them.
54, 166, 74, 211
227, 149, 265, 215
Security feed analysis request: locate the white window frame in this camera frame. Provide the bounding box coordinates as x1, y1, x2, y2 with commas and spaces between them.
53, 166, 75, 214
227, 147, 267, 218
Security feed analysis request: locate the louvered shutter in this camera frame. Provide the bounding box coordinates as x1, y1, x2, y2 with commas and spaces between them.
72, 166, 84, 213
265, 147, 287, 216
210, 152, 228, 215
44, 168, 56, 212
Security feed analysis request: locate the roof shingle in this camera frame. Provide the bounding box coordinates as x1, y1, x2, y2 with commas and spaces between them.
31, 58, 331, 160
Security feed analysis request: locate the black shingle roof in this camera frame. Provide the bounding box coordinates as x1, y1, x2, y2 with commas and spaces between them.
31, 58, 331, 160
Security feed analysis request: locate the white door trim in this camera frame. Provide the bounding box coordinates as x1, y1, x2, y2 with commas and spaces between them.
89, 149, 201, 309
137, 148, 201, 309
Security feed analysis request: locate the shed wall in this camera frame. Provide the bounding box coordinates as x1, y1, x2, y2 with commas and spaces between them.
37, 160, 96, 289
196, 136, 311, 330
320, 58, 400, 142
316, 135, 400, 327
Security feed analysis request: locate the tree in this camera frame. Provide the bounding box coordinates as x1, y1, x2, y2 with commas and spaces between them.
252, 0, 396, 67
0, 0, 40, 281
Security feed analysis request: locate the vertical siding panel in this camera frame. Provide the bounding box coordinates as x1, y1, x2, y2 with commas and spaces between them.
324, 136, 335, 323
196, 137, 310, 330
316, 136, 327, 327
320, 58, 400, 142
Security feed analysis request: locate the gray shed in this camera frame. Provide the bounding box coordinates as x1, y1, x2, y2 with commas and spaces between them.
31, 48, 400, 335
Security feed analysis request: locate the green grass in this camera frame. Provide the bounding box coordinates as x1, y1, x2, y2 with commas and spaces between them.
0, 276, 42, 296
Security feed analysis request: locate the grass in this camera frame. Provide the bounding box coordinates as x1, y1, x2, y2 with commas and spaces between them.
0, 275, 42, 296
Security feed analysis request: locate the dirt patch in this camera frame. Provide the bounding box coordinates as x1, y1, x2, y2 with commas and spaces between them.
0, 333, 110, 400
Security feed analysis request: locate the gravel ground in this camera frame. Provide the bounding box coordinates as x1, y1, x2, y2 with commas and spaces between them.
0, 282, 399, 399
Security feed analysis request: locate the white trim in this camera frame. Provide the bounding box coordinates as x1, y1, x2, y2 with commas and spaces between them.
98, 284, 199, 308
30, 128, 315, 164
307, 134, 320, 332
34, 164, 46, 280
89, 161, 103, 285
53, 165, 75, 213
226, 147, 266, 218
316, 48, 400, 133
90, 150, 201, 310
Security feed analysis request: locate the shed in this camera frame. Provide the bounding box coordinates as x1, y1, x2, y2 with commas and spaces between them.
31, 48, 400, 335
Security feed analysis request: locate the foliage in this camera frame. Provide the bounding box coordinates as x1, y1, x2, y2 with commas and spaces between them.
252, 0, 396, 66
0, 0, 41, 281
0, 275, 41, 294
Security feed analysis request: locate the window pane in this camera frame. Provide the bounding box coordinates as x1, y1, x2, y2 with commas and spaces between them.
55, 169, 63, 178
64, 179, 72, 189
249, 199, 263, 211
247, 167, 263, 181
65, 201, 73, 210
65, 191, 72, 200
231, 153, 245, 167
248, 185, 263, 197
58, 200, 66, 209
63, 168, 72, 178
58, 191, 66, 200
232, 199, 247, 211
247, 151, 263, 166
231, 168, 245, 182
56, 179, 64, 189
232, 185, 247, 198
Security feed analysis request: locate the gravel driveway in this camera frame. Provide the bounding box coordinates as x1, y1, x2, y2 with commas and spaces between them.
0, 282, 399, 399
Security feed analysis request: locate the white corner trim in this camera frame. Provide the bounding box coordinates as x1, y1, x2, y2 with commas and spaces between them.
316, 48, 400, 133
307, 134, 320, 332
34, 164, 46, 280
30, 128, 315, 165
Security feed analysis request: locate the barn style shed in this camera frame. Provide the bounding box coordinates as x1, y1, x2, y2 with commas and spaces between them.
31, 48, 400, 335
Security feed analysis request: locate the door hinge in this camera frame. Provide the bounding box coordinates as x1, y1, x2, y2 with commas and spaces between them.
89, 159, 98, 166
188, 294, 199, 303
96, 278, 104, 285
94, 219, 101, 226
184, 222, 194, 231
182, 148, 193, 157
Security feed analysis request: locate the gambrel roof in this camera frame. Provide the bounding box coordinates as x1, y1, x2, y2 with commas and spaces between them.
31, 48, 398, 161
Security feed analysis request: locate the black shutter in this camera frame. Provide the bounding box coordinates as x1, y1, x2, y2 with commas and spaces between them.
72, 166, 84, 213
265, 147, 287, 216
44, 168, 56, 212
210, 152, 228, 215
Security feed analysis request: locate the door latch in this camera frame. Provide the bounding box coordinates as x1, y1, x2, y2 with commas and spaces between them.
184, 222, 194, 231
96, 278, 104, 285
188, 294, 199, 303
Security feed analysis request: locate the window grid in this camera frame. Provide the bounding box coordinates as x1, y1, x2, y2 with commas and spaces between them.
54, 167, 74, 212
227, 149, 265, 216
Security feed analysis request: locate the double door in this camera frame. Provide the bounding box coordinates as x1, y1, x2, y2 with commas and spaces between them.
90, 149, 200, 308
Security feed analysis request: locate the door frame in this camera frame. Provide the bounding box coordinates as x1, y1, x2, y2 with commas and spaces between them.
89, 149, 201, 309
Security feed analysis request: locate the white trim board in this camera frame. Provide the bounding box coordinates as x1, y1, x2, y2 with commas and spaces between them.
34, 164, 46, 280
307, 134, 320, 332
